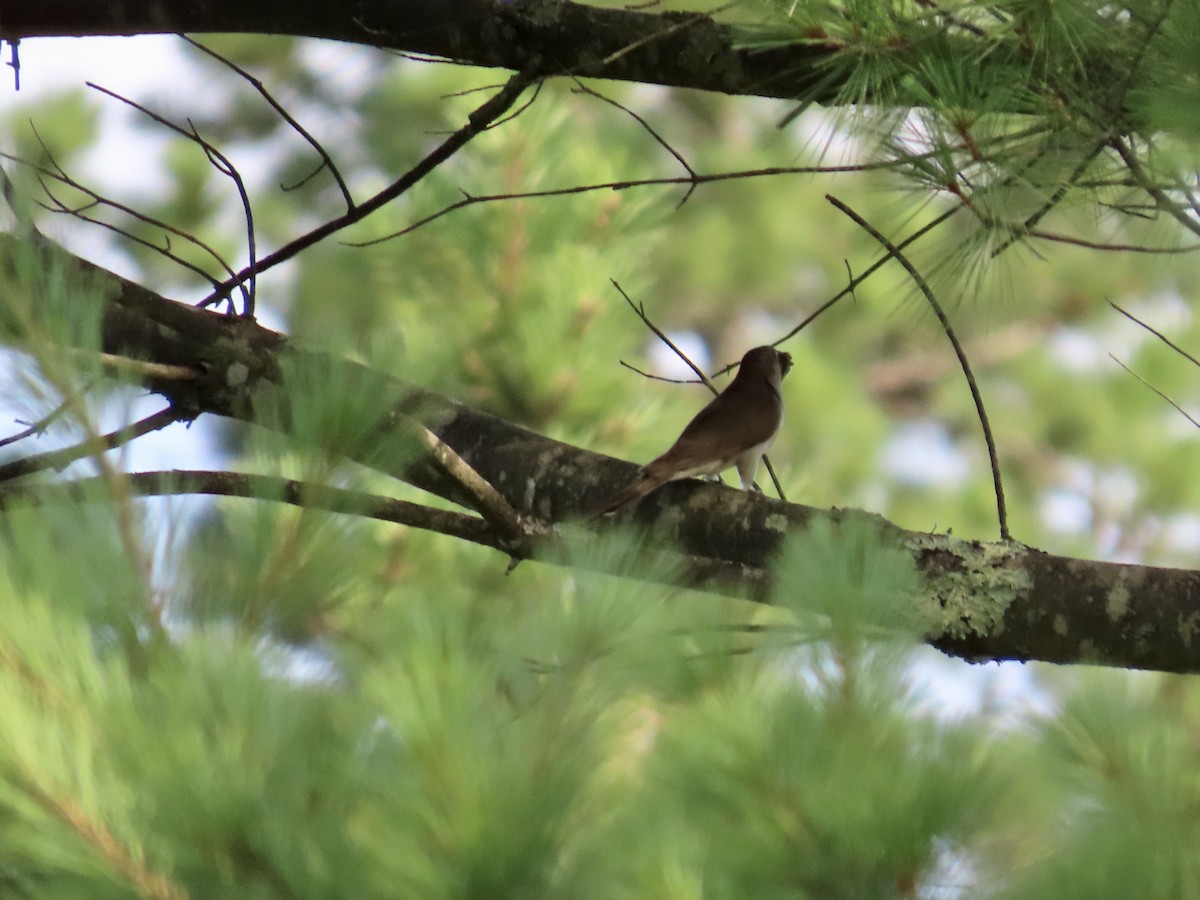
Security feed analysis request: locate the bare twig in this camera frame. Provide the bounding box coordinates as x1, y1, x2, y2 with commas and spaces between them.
412, 423, 525, 545
83, 85, 258, 315
95, 353, 201, 383
36, 182, 231, 294
1109, 355, 1200, 429
5, 469, 513, 552
8, 139, 238, 294
191, 69, 540, 310
572, 81, 698, 206
611, 279, 710, 384
985, 142, 1107, 258
349, 159, 949, 248
601, 7, 733, 67
828, 194, 1010, 541
5, 38, 19, 92
1027, 228, 1200, 254
178, 34, 355, 211
618, 360, 698, 384
1110, 301, 1200, 368
1111, 137, 1200, 243
0, 406, 186, 485
188, 114, 258, 316
0, 382, 97, 451
0, 469, 771, 599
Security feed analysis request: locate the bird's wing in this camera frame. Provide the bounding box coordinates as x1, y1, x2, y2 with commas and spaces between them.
644, 388, 781, 478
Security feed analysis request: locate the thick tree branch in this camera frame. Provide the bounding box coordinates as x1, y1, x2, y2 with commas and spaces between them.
1, 0, 843, 102
4, 234, 1200, 674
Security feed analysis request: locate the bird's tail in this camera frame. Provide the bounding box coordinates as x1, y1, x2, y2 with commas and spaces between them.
591, 471, 667, 518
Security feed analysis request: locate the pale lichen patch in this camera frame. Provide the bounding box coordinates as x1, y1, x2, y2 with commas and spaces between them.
1054, 614, 1069, 636
905, 534, 1031, 639
1106, 583, 1131, 621
1179, 612, 1200, 650
764, 513, 790, 533
226, 361, 249, 387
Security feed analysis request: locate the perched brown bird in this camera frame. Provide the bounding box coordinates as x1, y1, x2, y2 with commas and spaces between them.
598, 345, 792, 515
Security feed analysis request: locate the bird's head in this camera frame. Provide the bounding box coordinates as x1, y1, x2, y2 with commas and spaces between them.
739, 346, 792, 383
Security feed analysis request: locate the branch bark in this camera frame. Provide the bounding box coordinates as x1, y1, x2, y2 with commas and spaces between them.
2, 0, 842, 102
4, 233, 1200, 675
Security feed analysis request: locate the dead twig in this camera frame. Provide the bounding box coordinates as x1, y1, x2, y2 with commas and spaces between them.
0, 406, 187, 485
1110, 300, 1200, 368
349, 158, 955, 249
572, 81, 698, 206
828, 194, 1010, 541
195, 68, 540, 310
0, 380, 97, 450
178, 34, 355, 211
412, 423, 526, 546
1109, 355, 1200, 429
87, 83, 258, 315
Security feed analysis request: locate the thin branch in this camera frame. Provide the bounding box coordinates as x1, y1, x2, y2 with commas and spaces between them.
188, 114, 257, 314
618, 359, 698, 384
0, 470, 770, 598
6, 141, 238, 294
178, 34, 355, 211
86, 83, 258, 315
349, 159, 951, 248
48, 470, 508, 550
96, 353, 201, 383
611, 279, 710, 384
1111, 137, 1200, 242
0, 382, 96, 450
5, 38, 19, 92
1110, 301, 1200, 369
828, 194, 1010, 541
572, 80, 697, 205
484, 78, 544, 130
600, 6, 733, 67
411, 423, 526, 545
987, 141, 1107, 258
192, 68, 540, 309
35, 180, 231, 294
1109, 355, 1200, 430
1026, 228, 1200, 254
0, 406, 186, 485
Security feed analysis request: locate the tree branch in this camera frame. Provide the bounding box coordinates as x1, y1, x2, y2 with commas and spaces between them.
5, 235, 1200, 674
0, 0, 842, 103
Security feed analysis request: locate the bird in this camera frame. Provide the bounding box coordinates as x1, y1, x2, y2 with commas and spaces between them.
597, 345, 792, 516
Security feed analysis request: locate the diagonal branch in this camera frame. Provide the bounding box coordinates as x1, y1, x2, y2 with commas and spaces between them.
178, 34, 355, 210
0, 469, 769, 598
0, 406, 188, 484
828, 194, 1010, 541
410, 422, 527, 546
87, 83, 258, 316
196, 68, 541, 309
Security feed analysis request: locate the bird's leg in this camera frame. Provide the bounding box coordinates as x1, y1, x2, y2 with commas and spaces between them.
736, 456, 761, 491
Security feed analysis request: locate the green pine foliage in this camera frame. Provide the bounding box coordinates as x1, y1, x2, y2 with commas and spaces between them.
3, 16, 1200, 896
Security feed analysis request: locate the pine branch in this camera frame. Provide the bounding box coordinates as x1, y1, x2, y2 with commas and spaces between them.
6, 234, 1200, 675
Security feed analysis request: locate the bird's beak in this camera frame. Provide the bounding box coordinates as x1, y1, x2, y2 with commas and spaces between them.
779, 351, 793, 378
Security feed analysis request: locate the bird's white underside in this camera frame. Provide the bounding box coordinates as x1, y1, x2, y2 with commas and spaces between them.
652, 433, 777, 490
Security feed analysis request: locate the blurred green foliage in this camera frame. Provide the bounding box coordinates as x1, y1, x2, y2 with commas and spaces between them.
2, 14, 1200, 896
